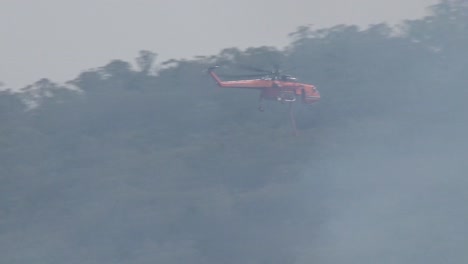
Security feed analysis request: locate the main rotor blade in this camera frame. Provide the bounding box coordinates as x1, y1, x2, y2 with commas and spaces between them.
236, 64, 272, 73
282, 65, 297, 73
218, 73, 267, 78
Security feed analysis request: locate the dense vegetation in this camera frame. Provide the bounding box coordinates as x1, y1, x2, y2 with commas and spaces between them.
1, 1, 468, 263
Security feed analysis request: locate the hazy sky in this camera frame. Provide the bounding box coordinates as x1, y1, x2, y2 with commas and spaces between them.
1, 0, 437, 89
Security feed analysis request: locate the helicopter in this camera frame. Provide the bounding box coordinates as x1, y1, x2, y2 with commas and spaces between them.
207, 65, 320, 135
207, 65, 320, 111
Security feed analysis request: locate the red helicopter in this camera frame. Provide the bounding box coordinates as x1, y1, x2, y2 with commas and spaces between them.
208, 65, 320, 135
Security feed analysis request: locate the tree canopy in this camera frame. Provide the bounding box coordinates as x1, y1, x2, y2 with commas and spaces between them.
1, 1, 468, 263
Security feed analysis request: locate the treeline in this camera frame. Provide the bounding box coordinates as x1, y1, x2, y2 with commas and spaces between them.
1, 1, 468, 263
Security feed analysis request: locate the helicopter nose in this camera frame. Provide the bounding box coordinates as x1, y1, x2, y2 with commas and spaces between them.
302, 85, 320, 104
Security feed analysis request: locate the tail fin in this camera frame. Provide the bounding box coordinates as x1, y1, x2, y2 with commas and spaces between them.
207, 65, 223, 86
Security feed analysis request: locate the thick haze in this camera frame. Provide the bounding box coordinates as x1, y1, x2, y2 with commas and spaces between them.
1, 0, 436, 89
2, 1, 468, 263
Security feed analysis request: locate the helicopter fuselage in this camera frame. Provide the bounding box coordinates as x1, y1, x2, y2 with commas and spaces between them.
208, 69, 320, 104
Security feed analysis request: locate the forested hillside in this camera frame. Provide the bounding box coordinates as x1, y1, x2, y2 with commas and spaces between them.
1, 1, 468, 263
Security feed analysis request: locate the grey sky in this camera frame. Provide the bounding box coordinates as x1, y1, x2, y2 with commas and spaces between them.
1, 0, 436, 89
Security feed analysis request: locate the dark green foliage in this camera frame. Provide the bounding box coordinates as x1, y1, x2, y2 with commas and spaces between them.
136, 50, 157, 75
2, 1, 468, 263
